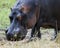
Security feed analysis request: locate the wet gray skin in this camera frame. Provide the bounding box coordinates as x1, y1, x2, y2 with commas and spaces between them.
6, 9, 27, 41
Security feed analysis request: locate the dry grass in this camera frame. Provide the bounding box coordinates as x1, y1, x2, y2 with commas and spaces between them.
0, 29, 60, 48
0, 39, 60, 48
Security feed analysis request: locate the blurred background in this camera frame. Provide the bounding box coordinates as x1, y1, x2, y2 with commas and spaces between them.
0, 0, 16, 30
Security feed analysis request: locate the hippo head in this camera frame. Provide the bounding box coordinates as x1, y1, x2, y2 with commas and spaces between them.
5, 8, 28, 41
5, 0, 38, 41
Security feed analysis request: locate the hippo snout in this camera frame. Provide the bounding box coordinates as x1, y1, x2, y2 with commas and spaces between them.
5, 27, 27, 41
5, 28, 20, 41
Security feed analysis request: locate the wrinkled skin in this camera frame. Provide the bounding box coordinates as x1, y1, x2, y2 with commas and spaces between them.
31, 0, 60, 40
6, 9, 27, 41
5, 0, 39, 41
5, 0, 60, 41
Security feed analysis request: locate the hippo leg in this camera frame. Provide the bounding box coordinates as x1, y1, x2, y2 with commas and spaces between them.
50, 27, 58, 40
31, 18, 43, 39
37, 27, 41, 38
50, 20, 58, 40
54, 28, 57, 38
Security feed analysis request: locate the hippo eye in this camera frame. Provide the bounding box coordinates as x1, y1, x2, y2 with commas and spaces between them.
9, 17, 13, 23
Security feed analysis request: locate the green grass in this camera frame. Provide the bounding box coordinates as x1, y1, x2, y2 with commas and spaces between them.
0, 0, 16, 29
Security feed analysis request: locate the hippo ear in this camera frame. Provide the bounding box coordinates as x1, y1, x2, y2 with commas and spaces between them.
10, 8, 12, 11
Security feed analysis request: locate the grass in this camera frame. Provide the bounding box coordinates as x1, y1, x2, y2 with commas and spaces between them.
0, 0, 16, 29
0, 39, 60, 48
0, 29, 60, 48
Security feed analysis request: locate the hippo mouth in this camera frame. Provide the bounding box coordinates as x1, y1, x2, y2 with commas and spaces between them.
5, 18, 27, 41
5, 30, 26, 41
7, 35, 25, 41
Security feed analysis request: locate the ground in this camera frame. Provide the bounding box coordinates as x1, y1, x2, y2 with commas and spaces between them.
0, 28, 60, 48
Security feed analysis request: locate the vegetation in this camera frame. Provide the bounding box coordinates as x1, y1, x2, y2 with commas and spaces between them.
0, 0, 16, 29
0, 29, 60, 48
